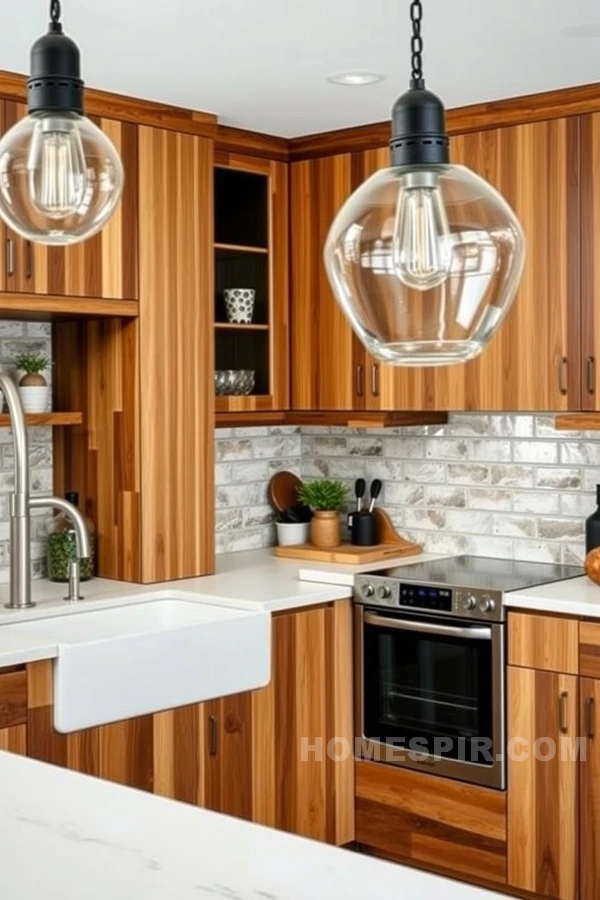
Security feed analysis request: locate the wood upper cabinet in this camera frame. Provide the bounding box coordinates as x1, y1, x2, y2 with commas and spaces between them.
580, 677, 600, 900
291, 153, 361, 410
581, 112, 600, 408
0, 100, 139, 301
214, 152, 289, 413
291, 118, 580, 412
507, 665, 578, 900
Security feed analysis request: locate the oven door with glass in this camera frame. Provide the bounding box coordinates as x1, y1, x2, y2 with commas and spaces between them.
355, 605, 505, 789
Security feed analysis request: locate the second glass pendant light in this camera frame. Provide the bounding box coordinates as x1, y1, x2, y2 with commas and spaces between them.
324, 0, 526, 366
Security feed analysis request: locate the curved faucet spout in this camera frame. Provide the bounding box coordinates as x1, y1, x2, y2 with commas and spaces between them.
30, 495, 92, 560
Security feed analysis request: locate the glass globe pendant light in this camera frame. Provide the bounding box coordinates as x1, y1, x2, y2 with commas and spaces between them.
324, 0, 526, 366
0, 0, 124, 246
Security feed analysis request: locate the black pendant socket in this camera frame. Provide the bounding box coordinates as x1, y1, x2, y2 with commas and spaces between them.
27, 24, 84, 115
389, 84, 449, 167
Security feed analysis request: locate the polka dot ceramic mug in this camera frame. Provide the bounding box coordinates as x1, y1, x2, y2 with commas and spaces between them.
224, 288, 256, 324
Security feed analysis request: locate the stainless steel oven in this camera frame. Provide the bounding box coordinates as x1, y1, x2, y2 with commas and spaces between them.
354, 556, 583, 791
355, 600, 505, 788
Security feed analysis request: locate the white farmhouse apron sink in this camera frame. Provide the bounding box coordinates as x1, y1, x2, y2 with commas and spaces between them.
16, 598, 271, 732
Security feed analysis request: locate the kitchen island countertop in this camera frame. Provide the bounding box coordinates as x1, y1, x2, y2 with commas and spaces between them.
0, 750, 505, 900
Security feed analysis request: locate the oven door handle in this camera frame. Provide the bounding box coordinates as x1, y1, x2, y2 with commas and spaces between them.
363, 612, 493, 641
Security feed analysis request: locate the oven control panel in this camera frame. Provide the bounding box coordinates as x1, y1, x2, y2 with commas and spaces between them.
354, 575, 504, 621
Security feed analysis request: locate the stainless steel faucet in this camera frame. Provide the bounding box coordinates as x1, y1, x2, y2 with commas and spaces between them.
0, 375, 92, 610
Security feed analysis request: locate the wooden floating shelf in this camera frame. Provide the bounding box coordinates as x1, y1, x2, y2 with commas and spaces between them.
554, 414, 600, 431
215, 322, 269, 332
0, 412, 83, 427
214, 242, 269, 255
215, 410, 449, 429
0, 294, 139, 320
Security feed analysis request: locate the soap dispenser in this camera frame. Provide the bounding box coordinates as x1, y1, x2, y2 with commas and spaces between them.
586, 485, 600, 554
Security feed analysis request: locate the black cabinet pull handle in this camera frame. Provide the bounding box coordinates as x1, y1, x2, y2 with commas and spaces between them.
356, 365, 364, 398
586, 696, 596, 739
587, 357, 596, 395
209, 714, 218, 756
559, 691, 569, 734
25, 241, 33, 281
558, 357, 568, 396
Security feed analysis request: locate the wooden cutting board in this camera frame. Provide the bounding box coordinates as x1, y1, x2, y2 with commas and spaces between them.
273, 508, 422, 565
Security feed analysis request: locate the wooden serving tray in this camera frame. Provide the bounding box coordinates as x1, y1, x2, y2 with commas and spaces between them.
273, 509, 422, 565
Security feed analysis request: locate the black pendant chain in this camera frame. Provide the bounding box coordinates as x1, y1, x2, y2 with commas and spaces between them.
50, 0, 62, 30
410, 0, 425, 89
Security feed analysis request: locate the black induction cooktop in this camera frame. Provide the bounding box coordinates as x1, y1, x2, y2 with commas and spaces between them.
381, 555, 582, 593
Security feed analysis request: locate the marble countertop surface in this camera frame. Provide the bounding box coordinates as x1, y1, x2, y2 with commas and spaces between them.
0, 751, 505, 900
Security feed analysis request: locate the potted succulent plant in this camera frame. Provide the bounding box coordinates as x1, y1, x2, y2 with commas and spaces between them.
15, 353, 51, 413
298, 478, 348, 549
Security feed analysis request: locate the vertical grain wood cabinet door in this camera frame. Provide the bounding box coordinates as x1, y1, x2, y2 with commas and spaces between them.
138, 125, 214, 582
433, 118, 579, 412
291, 154, 360, 410
580, 113, 600, 408
199, 602, 354, 845
0, 101, 139, 300
580, 677, 600, 900
507, 665, 578, 900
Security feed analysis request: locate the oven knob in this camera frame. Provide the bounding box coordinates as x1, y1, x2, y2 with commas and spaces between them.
479, 595, 496, 614
361, 583, 375, 598
376, 585, 392, 601
461, 593, 477, 611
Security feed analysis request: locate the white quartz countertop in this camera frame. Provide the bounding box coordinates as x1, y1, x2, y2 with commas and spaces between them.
506, 575, 600, 618
0, 751, 504, 900
0, 548, 372, 667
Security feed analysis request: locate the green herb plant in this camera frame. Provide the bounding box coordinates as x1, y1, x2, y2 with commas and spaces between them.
298, 479, 348, 512
15, 353, 49, 387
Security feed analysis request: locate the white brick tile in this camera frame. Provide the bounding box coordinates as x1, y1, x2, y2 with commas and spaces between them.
493, 515, 536, 538
467, 440, 512, 462
490, 465, 534, 488
538, 518, 584, 540
512, 491, 560, 514
468, 489, 512, 511
423, 486, 467, 508
513, 441, 558, 464
447, 463, 489, 484
384, 437, 426, 459
404, 462, 446, 483
513, 540, 562, 564
537, 467, 581, 490
384, 483, 424, 506
560, 441, 600, 465
425, 438, 468, 460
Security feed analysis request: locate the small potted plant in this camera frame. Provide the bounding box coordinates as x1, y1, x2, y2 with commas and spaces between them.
15, 353, 51, 413
298, 478, 348, 549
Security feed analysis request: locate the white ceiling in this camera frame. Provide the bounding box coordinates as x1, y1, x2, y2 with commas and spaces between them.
5, 0, 600, 137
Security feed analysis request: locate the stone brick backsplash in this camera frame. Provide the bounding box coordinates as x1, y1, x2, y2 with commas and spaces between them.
215, 426, 302, 553
0, 321, 53, 581
216, 415, 600, 563
300, 415, 599, 565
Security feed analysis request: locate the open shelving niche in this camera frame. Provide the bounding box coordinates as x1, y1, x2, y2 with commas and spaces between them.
214, 162, 273, 408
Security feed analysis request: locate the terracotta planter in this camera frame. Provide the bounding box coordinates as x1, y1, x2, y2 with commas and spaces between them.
310, 510, 341, 549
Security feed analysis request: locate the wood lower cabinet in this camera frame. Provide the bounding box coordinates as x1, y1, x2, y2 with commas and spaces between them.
581, 677, 600, 900
13, 601, 353, 846
355, 760, 507, 887
507, 664, 579, 900
0, 100, 139, 301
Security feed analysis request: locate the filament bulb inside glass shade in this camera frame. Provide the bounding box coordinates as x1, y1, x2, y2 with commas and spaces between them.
27, 116, 87, 220
392, 170, 453, 291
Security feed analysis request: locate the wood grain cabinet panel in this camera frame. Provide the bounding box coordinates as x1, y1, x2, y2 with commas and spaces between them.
0, 667, 27, 729
581, 677, 600, 900
580, 620, 600, 678
508, 611, 579, 674
507, 665, 578, 900
0, 724, 26, 755
138, 125, 214, 582
355, 761, 507, 886
0, 101, 138, 301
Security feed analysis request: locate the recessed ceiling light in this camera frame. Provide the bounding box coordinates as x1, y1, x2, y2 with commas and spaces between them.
327, 71, 385, 86
561, 23, 600, 38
